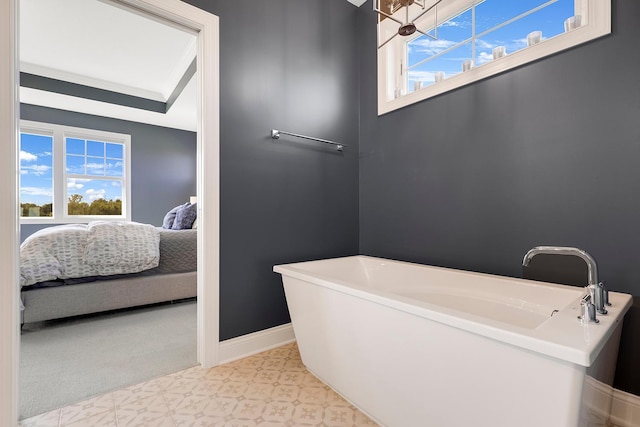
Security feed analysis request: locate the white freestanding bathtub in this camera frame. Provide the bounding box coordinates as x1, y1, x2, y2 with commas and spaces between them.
274, 256, 633, 427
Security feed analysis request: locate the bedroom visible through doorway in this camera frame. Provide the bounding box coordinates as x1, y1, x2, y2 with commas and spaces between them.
11, 0, 220, 422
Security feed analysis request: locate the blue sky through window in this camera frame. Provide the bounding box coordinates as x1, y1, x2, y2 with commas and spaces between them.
19, 132, 124, 209
64, 137, 124, 203
20, 133, 53, 207
407, 0, 575, 91
66, 178, 123, 203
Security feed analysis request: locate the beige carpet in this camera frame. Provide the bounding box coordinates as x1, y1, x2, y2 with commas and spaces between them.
19, 300, 197, 420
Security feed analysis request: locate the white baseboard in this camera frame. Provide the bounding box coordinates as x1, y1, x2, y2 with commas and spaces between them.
583, 376, 614, 420
610, 388, 640, 427
219, 323, 296, 364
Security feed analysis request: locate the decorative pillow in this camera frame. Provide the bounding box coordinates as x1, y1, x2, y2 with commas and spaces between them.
172, 203, 198, 230
162, 203, 189, 229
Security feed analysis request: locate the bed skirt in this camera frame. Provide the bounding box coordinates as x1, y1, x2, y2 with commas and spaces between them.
21, 271, 196, 324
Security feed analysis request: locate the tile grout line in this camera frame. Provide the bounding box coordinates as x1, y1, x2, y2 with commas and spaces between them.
109, 392, 120, 427
159, 386, 177, 426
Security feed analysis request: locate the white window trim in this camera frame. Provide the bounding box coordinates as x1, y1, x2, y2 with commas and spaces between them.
377, 0, 611, 115
19, 120, 132, 224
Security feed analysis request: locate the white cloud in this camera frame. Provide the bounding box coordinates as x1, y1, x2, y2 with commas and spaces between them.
21, 164, 51, 176
408, 70, 440, 83
442, 21, 462, 28
476, 51, 494, 65
67, 178, 90, 190
20, 149, 51, 176
410, 38, 457, 56
105, 161, 123, 175
20, 187, 52, 197
476, 39, 496, 50
86, 162, 104, 172
67, 181, 84, 190
511, 37, 532, 50
85, 188, 106, 201
20, 150, 38, 162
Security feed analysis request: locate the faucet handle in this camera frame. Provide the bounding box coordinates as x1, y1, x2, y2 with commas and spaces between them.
601, 282, 612, 307
578, 291, 599, 324
596, 283, 608, 315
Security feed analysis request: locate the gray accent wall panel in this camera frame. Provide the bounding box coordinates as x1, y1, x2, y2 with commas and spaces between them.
20, 73, 166, 113
20, 104, 196, 241
184, 0, 360, 340
358, 0, 640, 394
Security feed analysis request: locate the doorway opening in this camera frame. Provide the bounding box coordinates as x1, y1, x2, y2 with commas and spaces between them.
1, 0, 220, 424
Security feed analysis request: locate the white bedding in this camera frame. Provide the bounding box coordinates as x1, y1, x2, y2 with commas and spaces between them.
20, 221, 160, 288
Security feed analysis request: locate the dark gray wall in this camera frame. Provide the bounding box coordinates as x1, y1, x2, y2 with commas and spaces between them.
358, 0, 640, 394
183, 0, 360, 340
20, 104, 197, 241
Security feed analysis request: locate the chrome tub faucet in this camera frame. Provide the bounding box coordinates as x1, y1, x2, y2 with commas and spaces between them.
522, 246, 610, 322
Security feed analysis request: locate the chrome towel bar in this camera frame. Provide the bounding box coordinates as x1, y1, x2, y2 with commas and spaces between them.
271, 129, 345, 151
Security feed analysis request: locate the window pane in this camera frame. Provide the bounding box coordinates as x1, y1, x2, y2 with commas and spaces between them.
67, 178, 123, 216
474, 0, 575, 66
409, 9, 473, 68
475, 0, 563, 34
86, 157, 104, 176
87, 140, 105, 157
66, 138, 85, 155
106, 143, 123, 160
407, 0, 578, 94
20, 133, 54, 217
408, 41, 473, 94
106, 159, 123, 177
66, 155, 85, 174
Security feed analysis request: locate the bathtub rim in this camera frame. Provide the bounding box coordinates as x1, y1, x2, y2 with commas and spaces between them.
274, 255, 633, 367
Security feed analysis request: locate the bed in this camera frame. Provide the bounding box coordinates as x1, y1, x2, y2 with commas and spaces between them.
20, 220, 197, 325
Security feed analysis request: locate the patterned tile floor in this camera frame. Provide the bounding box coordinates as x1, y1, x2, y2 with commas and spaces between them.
20, 343, 379, 427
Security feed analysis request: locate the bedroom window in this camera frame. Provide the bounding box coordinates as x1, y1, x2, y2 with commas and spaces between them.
377, 0, 611, 114
20, 121, 131, 223
19, 131, 54, 218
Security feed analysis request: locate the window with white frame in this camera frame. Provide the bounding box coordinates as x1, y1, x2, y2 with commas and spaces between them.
19, 121, 131, 223
377, 0, 611, 114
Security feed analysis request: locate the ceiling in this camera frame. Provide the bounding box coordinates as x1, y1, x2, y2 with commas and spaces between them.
20, 0, 198, 131
19, 0, 366, 132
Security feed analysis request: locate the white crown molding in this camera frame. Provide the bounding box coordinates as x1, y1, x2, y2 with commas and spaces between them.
20, 62, 166, 102
20, 84, 197, 132
161, 37, 197, 100
20, 0, 199, 104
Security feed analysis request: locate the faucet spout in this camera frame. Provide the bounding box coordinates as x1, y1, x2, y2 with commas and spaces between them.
522, 246, 598, 287
523, 246, 608, 316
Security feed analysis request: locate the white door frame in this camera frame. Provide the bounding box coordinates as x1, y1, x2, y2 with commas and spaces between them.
0, 1, 220, 424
